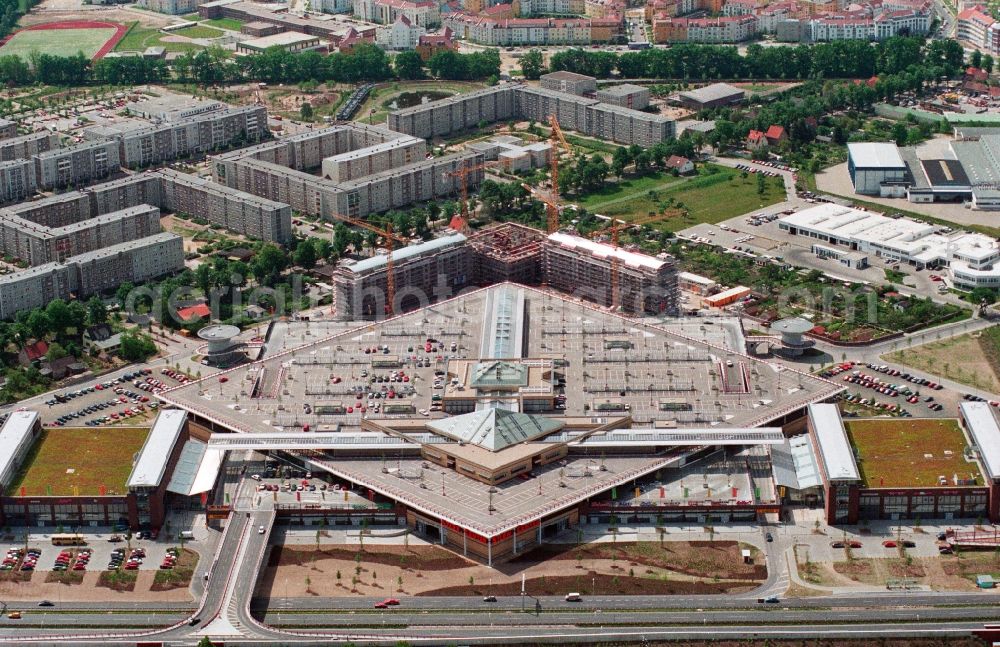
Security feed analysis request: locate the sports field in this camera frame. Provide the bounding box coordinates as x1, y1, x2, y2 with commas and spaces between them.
0, 21, 126, 61
845, 419, 977, 488
8, 427, 148, 497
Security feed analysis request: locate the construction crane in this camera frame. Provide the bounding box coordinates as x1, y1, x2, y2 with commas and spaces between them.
545, 114, 573, 234
330, 213, 408, 316
521, 182, 564, 234
444, 161, 490, 234
589, 208, 684, 312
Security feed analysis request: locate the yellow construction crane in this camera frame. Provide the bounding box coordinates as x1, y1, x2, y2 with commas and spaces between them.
589, 208, 684, 312
444, 161, 490, 234
330, 213, 408, 316
521, 182, 563, 234
545, 114, 573, 234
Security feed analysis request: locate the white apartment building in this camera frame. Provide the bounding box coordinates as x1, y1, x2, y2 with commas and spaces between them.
376, 14, 426, 49
354, 0, 440, 27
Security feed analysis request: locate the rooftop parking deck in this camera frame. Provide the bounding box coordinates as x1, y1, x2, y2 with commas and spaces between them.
160, 284, 843, 436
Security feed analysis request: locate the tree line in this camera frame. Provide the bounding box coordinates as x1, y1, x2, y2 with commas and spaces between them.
0, 42, 503, 88
550, 37, 964, 81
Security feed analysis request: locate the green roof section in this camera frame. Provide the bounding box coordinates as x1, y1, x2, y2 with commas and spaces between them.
427, 409, 564, 452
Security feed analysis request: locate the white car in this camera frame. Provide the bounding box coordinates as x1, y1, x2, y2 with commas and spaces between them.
418, 409, 429, 416
250, 474, 261, 481
258, 526, 265, 534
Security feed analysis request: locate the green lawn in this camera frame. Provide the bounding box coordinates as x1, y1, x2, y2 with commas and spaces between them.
9, 427, 149, 497
115, 22, 205, 53
170, 25, 223, 39
575, 171, 687, 211
202, 17, 245, 31
845, 419, 975, 489
574, 166, 785, 231
0, 27, 117, 60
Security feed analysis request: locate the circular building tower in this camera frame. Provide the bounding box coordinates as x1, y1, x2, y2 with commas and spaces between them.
769, 317, 813, 357
198, 324, 246, 367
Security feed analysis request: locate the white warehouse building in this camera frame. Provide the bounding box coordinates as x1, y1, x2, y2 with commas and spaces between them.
846, 142, 907, 195
778, 203, 1000, 289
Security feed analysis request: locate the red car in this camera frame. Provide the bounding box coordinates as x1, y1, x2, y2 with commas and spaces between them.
374, 602, 389, 609
219, 376, 229, 383
382, 598, 400, 605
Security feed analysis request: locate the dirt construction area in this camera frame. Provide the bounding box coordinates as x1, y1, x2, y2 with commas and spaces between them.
798, 548, 1000, 592
256, 541, 765, 598
886, 330, 1000, 394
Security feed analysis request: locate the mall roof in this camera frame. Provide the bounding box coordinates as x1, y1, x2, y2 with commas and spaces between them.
847, 142, 905, 169
808, 403, 860, 482
0, 411, 38, 488
480, 284, 525, 359
770, 434, 823, 491
127, 409, 187, 489
427, 409, 565, 452
166, 440, 207, 496
558, 427, 785, 447
960, 401, 1000, 481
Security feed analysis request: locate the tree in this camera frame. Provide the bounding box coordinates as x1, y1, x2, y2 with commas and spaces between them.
293, 239, 317, 269
394, 51, 425, 80
86, 295, 107, 326
198, 637, 215, 647
520, 49, 544, 80
26, 310, 51, 340
300, 101, 313, 120
891, 121, 909, 147
45, 341, 68, 362
971, 50, 983, 70
119, 329, 157, 362
985, 54, 995, 74
611, 146, 631, 177
45, 299, 71, 336
251, 244, 288, 287
116, 282, 135, 306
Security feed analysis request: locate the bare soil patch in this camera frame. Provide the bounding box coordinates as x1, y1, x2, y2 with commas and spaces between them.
97, 569, 137, 592
267, 544, 466, 571
420, 573, 757, 596
44, 570, 84, 585
510, 541, 766, 580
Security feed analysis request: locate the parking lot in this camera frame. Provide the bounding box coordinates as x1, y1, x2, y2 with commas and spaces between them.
40, 368, 192, 429
0, 531, 194, 575
824, 362, 948, 417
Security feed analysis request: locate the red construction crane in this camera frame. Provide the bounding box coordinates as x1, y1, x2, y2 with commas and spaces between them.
330, 213, 408, 316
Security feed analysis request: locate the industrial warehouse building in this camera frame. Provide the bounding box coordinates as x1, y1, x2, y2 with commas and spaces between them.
846, 142, 907, 195
778, 203, 1000, 289
676, 83, 746, 110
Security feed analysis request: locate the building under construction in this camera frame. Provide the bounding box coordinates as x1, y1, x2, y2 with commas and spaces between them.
332, 223, 679, 319
332, 233, 473, 319
467, 222, 545, 285
543, 232, 679, 315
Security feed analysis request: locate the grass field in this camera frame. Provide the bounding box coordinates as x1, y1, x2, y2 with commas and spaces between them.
0, 27, 117, 60
9, 427, 148, 497
115, 22, 203, 54
202, 17, 245, 31
574, 166, 785, 229
885, 328, 1000, 393
845, 419, 976, 488
170, 25, 223, 39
